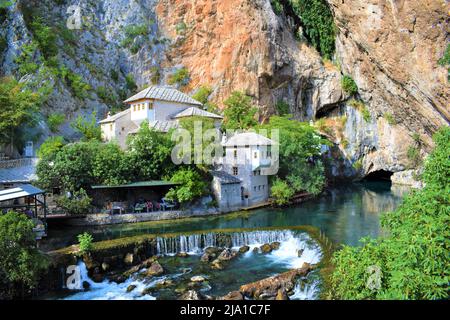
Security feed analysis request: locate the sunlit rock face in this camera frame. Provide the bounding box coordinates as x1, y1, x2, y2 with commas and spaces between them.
155, 0, 343, 119
1, 0, 447, 179
329, 0, 449, 147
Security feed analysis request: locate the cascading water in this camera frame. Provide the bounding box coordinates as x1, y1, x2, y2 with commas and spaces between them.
155, 230, 306, 255
61, 229, 322, 300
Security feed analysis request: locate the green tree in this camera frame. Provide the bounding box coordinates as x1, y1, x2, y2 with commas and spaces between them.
258, 116, 327, 196
37, 141, 98, 191
47, 113, 65, 132
0, 212, 48, 299
271, 178, 294, 206
127, 124, 175, 180
165, 168, 208, 204
56, 188, 92, 215
70, 112, 102, 141
92, 143, 131, 186
223, 91, 258, 130
37, 136, 65, 159
0, 77, 39, 146
328, 127, 450, 300
77, 232, 94, 254
192, 86, 219, 114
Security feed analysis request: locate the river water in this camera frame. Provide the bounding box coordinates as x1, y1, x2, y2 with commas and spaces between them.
44, 182, 409, 300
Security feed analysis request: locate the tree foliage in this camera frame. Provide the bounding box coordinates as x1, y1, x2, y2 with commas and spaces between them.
271, 178, 294, 206
329, 127, 450, 300
223, 91, 258, 130
0, 77, 39, 144
165, 168, 208, 204
0, 212, 48, 299
258, 116, 327, 197
70, 112, 101, 141
37, 136, 65, 159
127, 124, 175, 181
55, 188, 92, 215
288, 0, 336, 59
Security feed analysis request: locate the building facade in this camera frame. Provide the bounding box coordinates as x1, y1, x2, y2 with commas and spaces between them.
212, 132, 276, 211
99, 86, 222, 149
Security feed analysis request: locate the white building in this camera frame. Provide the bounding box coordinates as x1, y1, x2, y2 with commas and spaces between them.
99, 86, 223, 148
212, 132, 277, 212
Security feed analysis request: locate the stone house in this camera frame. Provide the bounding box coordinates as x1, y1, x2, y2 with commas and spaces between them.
212, 132, 276, 212
99, 86, 223, 148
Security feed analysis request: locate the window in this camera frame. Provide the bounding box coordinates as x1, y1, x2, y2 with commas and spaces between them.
253, 170, 261, 176
110, 124, 113, 131
149, 101, 154, 109
258, 186, 261, 191
254, 186, 257, 191
133, 105, 136, 111
122, 127, 125, 131
234, 149, 238, 158
233, 167, 238, 176
254, 152, 258, 159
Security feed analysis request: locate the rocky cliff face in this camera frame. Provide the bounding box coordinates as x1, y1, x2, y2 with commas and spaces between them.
0, 0, 448, 181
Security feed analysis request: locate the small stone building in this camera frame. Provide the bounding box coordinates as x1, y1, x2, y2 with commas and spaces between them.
211, 171, 242, 213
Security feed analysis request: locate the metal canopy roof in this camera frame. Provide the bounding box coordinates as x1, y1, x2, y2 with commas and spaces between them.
0, 184, 45, 202
91, 181, 180, 190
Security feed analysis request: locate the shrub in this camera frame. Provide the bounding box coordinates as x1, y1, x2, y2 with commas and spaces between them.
361, 106, 371, 123
15, 42, 39, 76
77, 232, 93, 254
150, 66, 160, 85
175, 22, 187, 35
0, 211, 49, 299
407, 145, 421, 167
47, 113, 65, 132
165, 168, 208, 204
110, 69, 119, 82
96, 86, 117, 105
121, 24, 149, 49
56, 188, 92, 215
341, 75, 358, 95
60, 66, 91, 99
287, 0, 335, 59
353, 159, 363, 171
438, 44, 449, 81
29, 17, 58, 59
384, 112, 396, 125
271, 0, 284, 15
37, 136, 65, 159
70, 112, 102, 141
192, 86, 212, 105
271, 179, 294, 206
275, 100, 290, 115
125, 73, 137, 92
168, 67, 190, 86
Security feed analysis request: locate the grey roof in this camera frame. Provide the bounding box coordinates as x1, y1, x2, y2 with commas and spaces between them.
98, 108, 130, 124
124, 86, 202, 106
92, 181, 180, 190
0, 162, 37, 184
0, 184, 44, 202
211, 170, 241, 184
172, 107, 223, 120
149, 120, 180, 133
224, 132, 275, 147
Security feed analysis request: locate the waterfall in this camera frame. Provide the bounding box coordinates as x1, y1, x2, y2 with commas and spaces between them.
155, 230, 303, 255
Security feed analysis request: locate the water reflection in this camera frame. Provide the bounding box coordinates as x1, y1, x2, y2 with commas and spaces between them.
44, 182, 408, 249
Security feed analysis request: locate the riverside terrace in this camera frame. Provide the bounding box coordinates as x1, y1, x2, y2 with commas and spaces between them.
90, 181, 181, 215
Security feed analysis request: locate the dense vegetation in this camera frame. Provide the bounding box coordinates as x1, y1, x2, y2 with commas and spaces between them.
0, 212, 48, 299
258, 116, 328, 204
223, 91, 258, 130
329, 127, 450, 299
0, 77, 40, 147
271, 0, 336, 60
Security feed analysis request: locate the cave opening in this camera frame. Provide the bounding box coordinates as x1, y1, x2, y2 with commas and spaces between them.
363, 170, 394, 182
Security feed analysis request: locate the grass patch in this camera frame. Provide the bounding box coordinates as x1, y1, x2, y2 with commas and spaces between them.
168, 67, 190, 86
47, 113, 65, 132
384, 112, 396, 125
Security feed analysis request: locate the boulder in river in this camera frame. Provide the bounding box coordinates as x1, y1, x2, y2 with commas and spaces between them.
211, 259, 224, 270
101, 262, 110, 272
260, 243, 272, 254
145, 261, 164, 277
239, 245, 250, 253
297, 249, 304, 257
179, 290, 204, 300
240, 263, 314, 299
218, 291, 244, 300
190, 275, 206, 282
270, 242, 281, 250
275, 288, 290, 300
124, 253, 135, 265
218, 248, 238, 261
127, 285, 137, 293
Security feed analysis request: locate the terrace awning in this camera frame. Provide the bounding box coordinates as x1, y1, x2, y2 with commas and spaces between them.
91, 181, 179, 190
0, 184, 45, 202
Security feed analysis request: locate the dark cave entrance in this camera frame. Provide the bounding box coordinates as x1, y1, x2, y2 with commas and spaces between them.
363, 170, 394, 182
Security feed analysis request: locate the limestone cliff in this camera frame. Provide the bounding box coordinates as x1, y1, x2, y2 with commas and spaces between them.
0, 0, 448, 181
